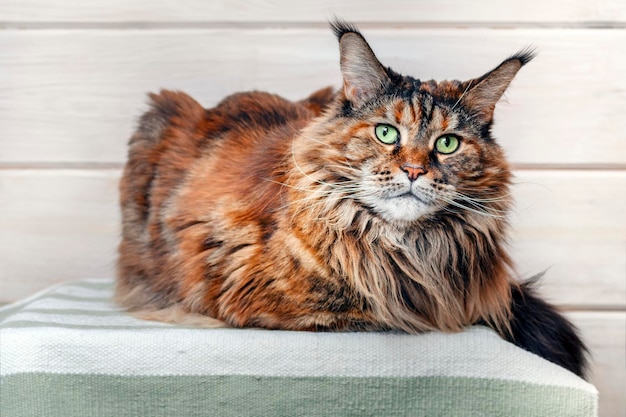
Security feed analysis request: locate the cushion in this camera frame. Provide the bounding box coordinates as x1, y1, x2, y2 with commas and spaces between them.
0, 279, 598, 417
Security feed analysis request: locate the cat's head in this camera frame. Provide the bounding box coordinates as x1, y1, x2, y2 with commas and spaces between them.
294, 21, 533, 226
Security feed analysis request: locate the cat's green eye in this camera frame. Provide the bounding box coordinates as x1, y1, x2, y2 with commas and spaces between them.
375, 124, 399, 145
435, 135, 460, 154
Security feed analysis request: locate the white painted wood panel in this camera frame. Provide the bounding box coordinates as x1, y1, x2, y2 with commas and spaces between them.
1, 169, 624, 308
0, 170, 121, 302
510, 170, 626, 308
0, 29, 624, 165
567, 312, 626, 417
0, 0, 624, 24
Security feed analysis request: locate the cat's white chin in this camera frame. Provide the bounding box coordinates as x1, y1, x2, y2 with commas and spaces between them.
374, 194, 435, 223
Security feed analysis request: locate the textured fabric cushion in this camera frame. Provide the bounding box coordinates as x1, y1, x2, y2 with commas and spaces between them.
0, 279, 597, 417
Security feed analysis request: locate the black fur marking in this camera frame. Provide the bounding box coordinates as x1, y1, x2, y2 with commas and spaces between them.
386, 72, 421, 100
139, 169, 156, 224
199, 111, 234, 144
418, 94, 435, 135
340, 98, 356, 117
488, 278, 589, 378
136, 94, 180, 143
227, 243, 253, 255
261, 278, 276, 289
329, 19, 362, 40
308, 277, 347, 312
479, 120, 495, 141
202, 238, 224, 251
258, 218, 277, 243
171, 220, 207, 233
506, 46, 537, 66
233, 277, 259, 303
352, 199, 383, 219
259, 108, 289, 128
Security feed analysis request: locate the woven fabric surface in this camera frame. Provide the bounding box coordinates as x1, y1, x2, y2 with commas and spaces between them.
0, 279, 598, 417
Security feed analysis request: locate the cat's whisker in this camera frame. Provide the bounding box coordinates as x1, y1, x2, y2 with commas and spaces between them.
321, 164, 360, 175
456, 198, 509, 215
281, 188, 377, 216
453, 189, 513, 202
451, 191, 513, 203
275, 188, 360, 212
447, 192, 511, 211
279, 198, 326, 213
261, 177, 360, 194
286, 197, 351, 222
439, 195, 508, 219
261, 178, 320, 192
290, 145, 366, 193
286, 121, 334, 149
436, 186, 511, 213
450, 80, 473, 112
441, 202, 507, 219
511, 180, 556, 198
462, 110, 486, 125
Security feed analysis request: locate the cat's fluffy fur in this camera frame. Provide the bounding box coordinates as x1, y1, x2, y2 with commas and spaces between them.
116, 21, 588, 377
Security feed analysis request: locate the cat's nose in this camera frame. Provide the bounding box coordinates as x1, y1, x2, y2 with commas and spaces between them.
401, 163, 427, 181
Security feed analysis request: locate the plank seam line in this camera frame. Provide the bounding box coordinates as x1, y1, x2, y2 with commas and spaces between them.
0, 21, 625, 30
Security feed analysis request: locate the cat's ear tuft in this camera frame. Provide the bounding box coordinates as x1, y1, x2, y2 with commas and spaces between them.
332, 21, 390, 107
330, 18, 362, 41
462, 48, 535, 120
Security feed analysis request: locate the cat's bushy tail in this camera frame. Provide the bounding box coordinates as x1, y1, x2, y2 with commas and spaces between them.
488, 277, 589, 379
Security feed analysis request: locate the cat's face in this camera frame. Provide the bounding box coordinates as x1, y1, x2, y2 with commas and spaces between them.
332, 88, 509, 223
296, 24, 532, 225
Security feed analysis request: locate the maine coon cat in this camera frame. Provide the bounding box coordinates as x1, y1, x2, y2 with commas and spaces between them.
116, 21, 587, 377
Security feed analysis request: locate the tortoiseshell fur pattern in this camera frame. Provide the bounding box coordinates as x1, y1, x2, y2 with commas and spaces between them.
116, 22, 588, 377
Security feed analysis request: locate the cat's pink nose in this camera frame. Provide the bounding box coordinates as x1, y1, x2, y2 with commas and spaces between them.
401, 163, 427, 181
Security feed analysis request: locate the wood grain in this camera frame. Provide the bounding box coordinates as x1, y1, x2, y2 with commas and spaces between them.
510, 170, 626, 308
0, 170, 121, 301
0, 29, 624, 165
1, 169, 623, 309
567, 311, 626, 417
0, 0, 624, 24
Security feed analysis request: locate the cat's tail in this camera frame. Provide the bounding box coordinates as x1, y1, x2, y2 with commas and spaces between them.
488, 277, 589, 379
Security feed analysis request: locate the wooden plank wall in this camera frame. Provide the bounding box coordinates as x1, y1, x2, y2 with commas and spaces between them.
0, 2, 624, 415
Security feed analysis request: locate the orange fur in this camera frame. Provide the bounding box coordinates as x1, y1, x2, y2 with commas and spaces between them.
116, 26, 529, 335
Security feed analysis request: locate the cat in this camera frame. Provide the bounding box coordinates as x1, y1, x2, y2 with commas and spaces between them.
116, 21, 588, 378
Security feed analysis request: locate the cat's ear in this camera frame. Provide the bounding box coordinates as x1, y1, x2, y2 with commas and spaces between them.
461, 49, 535, 120
332, 21, 390, 107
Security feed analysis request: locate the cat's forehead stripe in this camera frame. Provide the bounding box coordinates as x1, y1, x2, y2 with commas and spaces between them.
430, 107, 446, 133
373, 106, 388, 118
391, 100, 415, 127
418, 95, 434, 135
382, 96, 462, 141
440, 111, 449, 132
